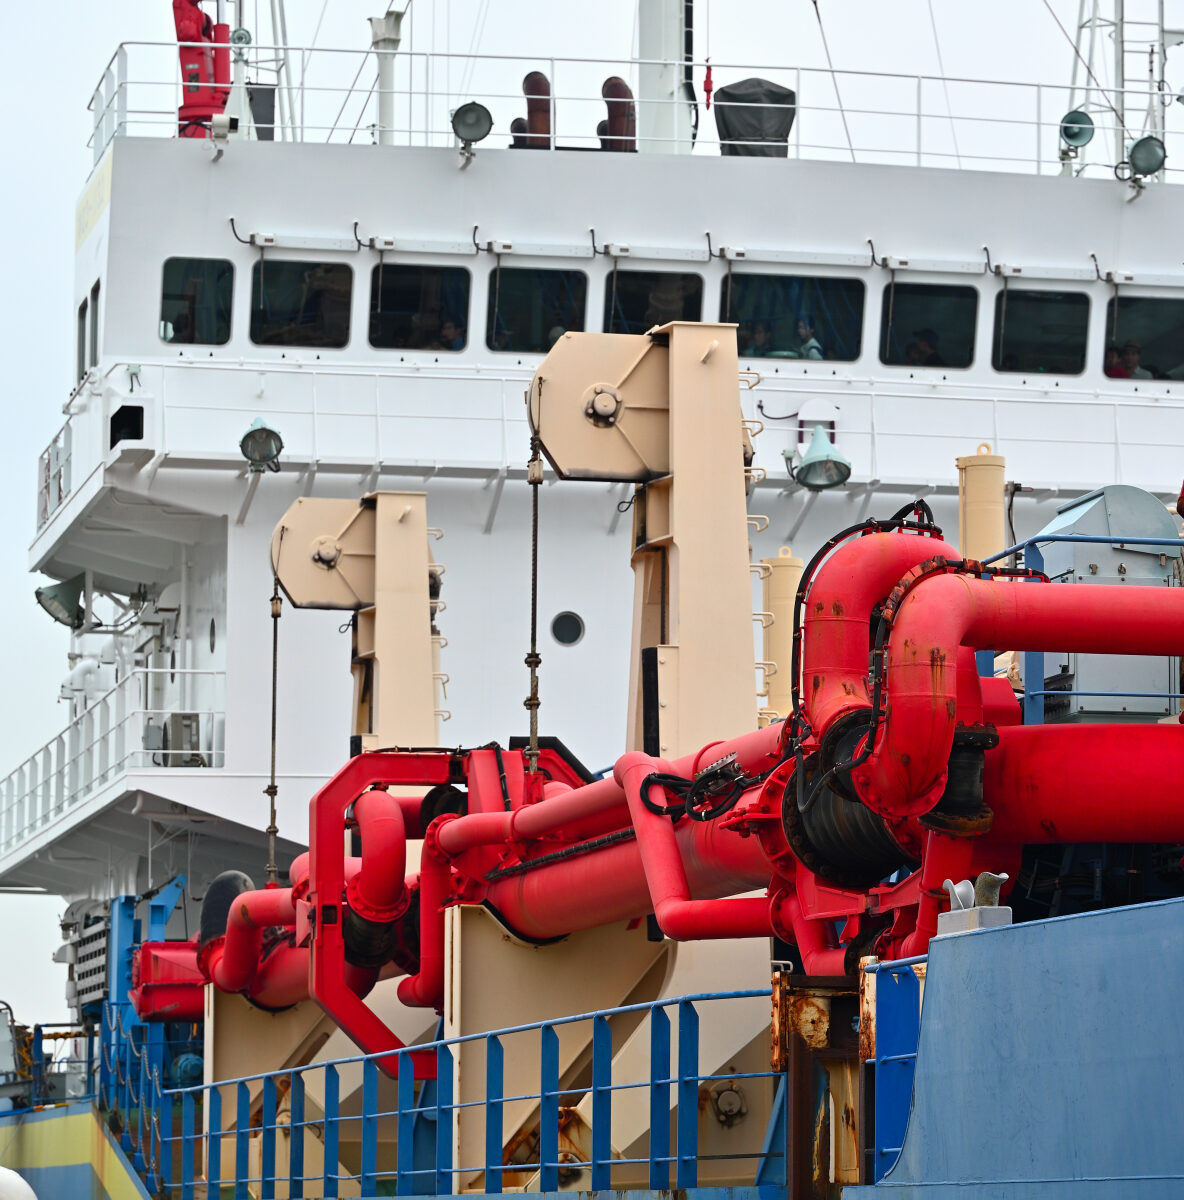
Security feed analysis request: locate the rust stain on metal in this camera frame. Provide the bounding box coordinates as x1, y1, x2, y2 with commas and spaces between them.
945, 699, 958, 719
815, 601, 826, 615
787, 993, 831, 1051
1040, 818, 1058, 839
842, 681, 856, 696
831, 600, 845, 616
812, 675, 823, 694
929, 647, 947, 675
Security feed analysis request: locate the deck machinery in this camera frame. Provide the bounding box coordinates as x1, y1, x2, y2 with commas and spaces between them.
179, 323, 1184, 1187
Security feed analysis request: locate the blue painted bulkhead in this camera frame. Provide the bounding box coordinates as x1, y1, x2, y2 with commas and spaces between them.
848, 895, 1184, 1198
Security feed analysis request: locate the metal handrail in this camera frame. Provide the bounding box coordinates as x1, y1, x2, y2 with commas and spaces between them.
120, 988, 779, 1198
982, 533, 1184, 723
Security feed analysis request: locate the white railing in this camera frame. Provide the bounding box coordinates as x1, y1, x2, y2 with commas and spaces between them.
86, 41, 1184, 181
0, 669, 225, 858
37, 421, 72, 532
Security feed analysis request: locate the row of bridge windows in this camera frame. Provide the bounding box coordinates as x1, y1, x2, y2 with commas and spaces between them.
159, 256, 1184, 380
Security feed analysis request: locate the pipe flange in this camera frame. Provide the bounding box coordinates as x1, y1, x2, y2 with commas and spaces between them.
951, 723, 1000, 750
345, 873, 410, 925
920, 804, 995, 836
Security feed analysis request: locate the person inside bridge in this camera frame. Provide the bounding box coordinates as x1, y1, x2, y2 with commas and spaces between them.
913, 327, 945, 367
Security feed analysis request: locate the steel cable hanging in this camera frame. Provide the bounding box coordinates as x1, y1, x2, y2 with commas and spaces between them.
809, 0, 855, 162
926, 0, 963, 168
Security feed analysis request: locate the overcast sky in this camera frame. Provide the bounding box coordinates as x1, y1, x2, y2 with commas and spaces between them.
0, 0, 1157, 1024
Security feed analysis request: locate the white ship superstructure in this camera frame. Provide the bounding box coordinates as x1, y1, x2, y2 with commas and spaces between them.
7, 5, 1184, 993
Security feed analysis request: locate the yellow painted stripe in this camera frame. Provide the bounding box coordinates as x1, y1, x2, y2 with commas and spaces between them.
1, 1108, 149, 1200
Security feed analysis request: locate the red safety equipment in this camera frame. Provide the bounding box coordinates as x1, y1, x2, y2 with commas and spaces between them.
131, 941, 204, 1022
172, 0, 231, 137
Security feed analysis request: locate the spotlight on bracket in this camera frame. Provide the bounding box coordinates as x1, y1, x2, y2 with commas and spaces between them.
1059, 110, 1095, 149
35, 574, 86, 630
1129, 135, 1167, 178
784, 424, 851, 491
240, 418, 284, 472
451, 102, 493, 160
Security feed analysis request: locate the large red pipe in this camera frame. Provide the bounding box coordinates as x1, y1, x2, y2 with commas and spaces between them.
617, 752, 772, 939
851, 574, 1184, 818
397, 834, 451, 1010
987, 724, 1184, 844
800, 530, 957, 737
348, 791, 408, 921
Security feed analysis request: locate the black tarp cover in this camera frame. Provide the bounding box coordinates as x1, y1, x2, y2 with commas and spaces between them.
713, 78, 796, 157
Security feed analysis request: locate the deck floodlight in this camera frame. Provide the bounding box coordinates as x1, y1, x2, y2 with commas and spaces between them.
240, 418, 283, 472
1129, 135, 1166, 177
1059, 110, 1094, 148
784, 424, 851, 491
35, 574, 86, 629
452, 102, 493, 148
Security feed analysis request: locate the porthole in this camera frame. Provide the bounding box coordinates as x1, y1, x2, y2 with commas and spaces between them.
209, 618, 216, 653
551, 611, 584, 646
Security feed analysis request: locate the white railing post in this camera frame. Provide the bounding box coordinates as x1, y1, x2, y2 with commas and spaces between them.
1035, 83, 1042, 175
915, 75, 923, 166
81, 710, 95, 799
38, 748, 51, 827
98, 696, 112, 786
52, 735, 65, 817
66, 719, 80, 805
115, 45, 128, 140
114, 675, 129, 775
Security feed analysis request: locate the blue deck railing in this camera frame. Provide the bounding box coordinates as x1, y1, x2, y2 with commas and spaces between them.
101, 989, 781, 1198
983, 533, 1183, 724
863, 957, 926, 1182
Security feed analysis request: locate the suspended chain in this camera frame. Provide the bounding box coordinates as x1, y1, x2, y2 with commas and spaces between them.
265, 577, 282, 883
524, 436, 544, 774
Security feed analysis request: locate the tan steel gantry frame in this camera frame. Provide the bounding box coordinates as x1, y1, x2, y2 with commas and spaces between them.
528, 321, 757, 756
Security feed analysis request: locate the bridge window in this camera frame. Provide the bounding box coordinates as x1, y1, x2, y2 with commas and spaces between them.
993, 289, 1089, 374
487, 267, 587, 352
369, 263, 471, 350
880, 282, 978, 368
250, 260, 352, 347
604, 269, 702, 334
160, 258, 233, 345
76, 297, 88, 382
721, 272, 864, 361
1101, 295, 1184, 381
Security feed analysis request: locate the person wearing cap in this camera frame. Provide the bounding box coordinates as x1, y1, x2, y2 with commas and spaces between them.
1120, 339, 1151, 379
913, 328, 945, 367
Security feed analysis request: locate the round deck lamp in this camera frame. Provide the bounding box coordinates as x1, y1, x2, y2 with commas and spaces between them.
35, 574, 85, 629
240, 419, 283, 472
1059, 110, 1094, 148
451, 102, 493, 148
1129, 135, 1166, 177
784, 425, 851, 491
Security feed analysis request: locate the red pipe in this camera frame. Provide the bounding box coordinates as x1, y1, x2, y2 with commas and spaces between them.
900, 831, 974, 957
851, 574, 1184, 818
800, 530, 957, 737
987, 724, 1184, 844
397, 828, 452, 1010
773, 892, 846, 976
211, 888, 296, 994
348, 791, 408, 922
617, 753, 772, 939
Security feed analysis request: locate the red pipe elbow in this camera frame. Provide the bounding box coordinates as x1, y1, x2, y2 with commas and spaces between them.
617, 752, 772, 941
801, 531, 958, 737
396, 825, 452, 1011
347, 790, 408, 923
210, 887, 297, 995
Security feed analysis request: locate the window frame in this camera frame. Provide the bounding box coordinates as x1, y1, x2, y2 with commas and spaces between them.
485, 265, 589, 354
720, 269, 867, 363
159, 256, 236, 347
1100, 292, 1184, 383
991, 285, 1090, 377
89, 280, 101, 368
366, 261, 473, 352
878, 279, 980, 370
602, 267, 705, 335
249, 258, 354, 350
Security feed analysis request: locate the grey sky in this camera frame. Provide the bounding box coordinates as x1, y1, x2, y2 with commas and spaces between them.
0, 0, 1138, 1023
